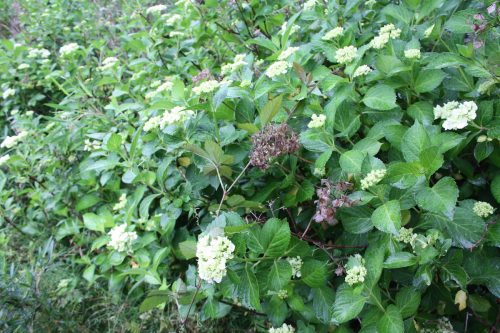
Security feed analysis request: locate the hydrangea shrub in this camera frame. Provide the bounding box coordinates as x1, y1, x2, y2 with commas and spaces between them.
0, 0, 499, 332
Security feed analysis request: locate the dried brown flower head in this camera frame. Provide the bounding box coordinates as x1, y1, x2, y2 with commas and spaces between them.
313, 180, 355, 225
249, 123, 300, 170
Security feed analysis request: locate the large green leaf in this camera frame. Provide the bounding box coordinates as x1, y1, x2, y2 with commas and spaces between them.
377, 305, 404, 333
383, 252, 418, 269
362, 85, 397, 111
414, 69, 446, 93
312, 286, 335, 324
401, 122, 430, 162
332, 284, 366, 323
267, 260, 292, 291
301, 259, 328, 287
237, 264, 261, 310
259, 94, 283, 126
372, 200, 401, 235
261, 218, 291, 257
416, 177, 458, 220
395, 287, 421, 318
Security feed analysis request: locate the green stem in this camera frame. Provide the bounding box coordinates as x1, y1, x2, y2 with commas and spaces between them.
210, 98, 220, 142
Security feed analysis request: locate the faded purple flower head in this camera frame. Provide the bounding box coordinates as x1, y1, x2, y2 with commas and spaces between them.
249, 123, 300, 170
487, 3, 497, 15
313, 180, 355, 225
192, 69, 210, 83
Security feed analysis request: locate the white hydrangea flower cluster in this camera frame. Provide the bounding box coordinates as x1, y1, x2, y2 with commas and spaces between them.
277, 289, 288, 299
266, 61, 291, 78
83, 139, 101, 151
28, 48, 50, 59
0, 154, 10, 166
165, 13, 182, 26
146, 4, 167, 15
108, 224, 138, 253
98, 57, 119, 71
421, 317, 455, 333
345, 254, 367, 286
18, 63, 30, 70
280, 22, 300, 35
307, 114, 326, 128
369, 24, 401, 49
433, 101, 477, 130
360, 169, 386, 190
59, 43, 79, 56
3, 88, 15, 99
353, 65, 373, 78
404, 48, 421, 59
278, 47, 299, 61
144, 106, 194, 131
113, 193, 127, 211
287, 256, 302, 278
145, 80, 174, 99
473, 201, 494, 218
269, 323, 295, 333
424, 25, 434, 38
193, 80, 220, 94
322, 26, 344, 40
397, 227, 417, 246
1, 131, 28, 148
169, 31, 185, 37
221, 54, 247, 75
196, 234, 235, 283
335, 45, 357, 64
303, 0, 316, 10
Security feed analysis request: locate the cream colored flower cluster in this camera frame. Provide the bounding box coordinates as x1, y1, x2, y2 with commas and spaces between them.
322, 26, 344, 40
434, 101, 477, 130
2, 88, 15, 99
307, 114, 326, 128
265, 61, 291, 78
221, 54, 247, 75
145, 80, 174, 99
473, 201, 494, 218
360, 169, 386, 190
287, 256, 303, 278
144, 106, 194, 131
1, 131, 28, 148
0, 154, 10, 166
278, 47, 299, 61
345, 254, 367, 286
98, 57, 119, 71
404, 48, 421, 59
193, 80, 220, 94
28, 48, 50, 59
196, 234, 235, 283
369, 24, 401, 49
303, 0, 316, 10
108, 224, 138, 253
113, 193, 127, 211
83, 139, 101, 151
165, 13, 182, 26
59, 43, 79, 56
269, 323, 295, 333
335, 45, 357, 64
397, 227, 417, 245
146, 4, 166, 15
353, 65, 373, 78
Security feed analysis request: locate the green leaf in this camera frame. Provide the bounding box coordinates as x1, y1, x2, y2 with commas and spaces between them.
447, 207, 485, 249
372, 200, 401, 235
377, 305, 404, 333
332, 284, 366, 323
139, 290, 169, 313
338, 205, 374, 234
261, 218, 291, 257
237, 264, 261, 310
259, 95, 283, 126
401, 122, 430, 162
106, 133, 122, 152
414, 70, 446, 93
363, 85, 397, 111
267, 260, 292, 291
82, 213, 106, 233
383, 252, 418, 269
76, 194, 101, 212
416, 177, 458, 220
386, 162, 426, 189
492, 175, 500, 203
395, 287, 421, 318
301, 259, 328, 287
312, 286, 334, 324
419, 147, 444, 176
339, 150, 366, 174
474, 142, 494, 162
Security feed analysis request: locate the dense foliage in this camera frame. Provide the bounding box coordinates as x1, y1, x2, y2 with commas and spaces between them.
1, 0, 499, 332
